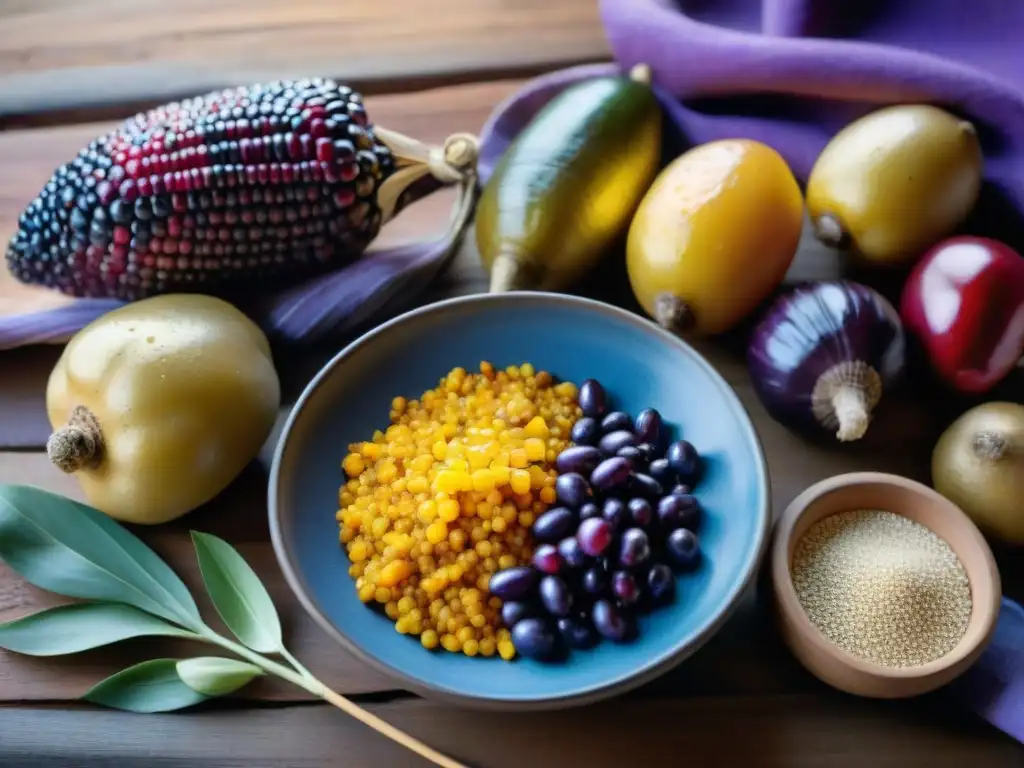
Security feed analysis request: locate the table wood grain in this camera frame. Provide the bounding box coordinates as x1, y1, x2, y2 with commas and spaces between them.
0, 4, 1022, 765
0, 0, 608, 121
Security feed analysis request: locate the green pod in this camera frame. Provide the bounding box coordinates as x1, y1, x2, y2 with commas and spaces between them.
476, 65, 662, 292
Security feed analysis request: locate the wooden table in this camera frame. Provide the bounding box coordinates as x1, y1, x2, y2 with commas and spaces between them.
1, 3, 1022, 765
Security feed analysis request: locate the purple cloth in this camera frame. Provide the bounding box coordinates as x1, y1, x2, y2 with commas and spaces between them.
953, 598, 1024, 743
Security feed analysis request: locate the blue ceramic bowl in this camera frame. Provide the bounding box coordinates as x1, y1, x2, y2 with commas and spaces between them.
269, 292, 770, 710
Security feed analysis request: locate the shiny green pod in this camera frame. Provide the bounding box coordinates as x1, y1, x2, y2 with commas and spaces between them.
476, 65, 662, 292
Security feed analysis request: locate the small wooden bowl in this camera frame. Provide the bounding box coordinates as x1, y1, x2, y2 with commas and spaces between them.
770, 471, 1001, 699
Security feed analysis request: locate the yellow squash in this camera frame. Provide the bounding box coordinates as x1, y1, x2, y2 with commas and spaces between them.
45, 294, 281, 525
806, 104, 983, 265
627, 139, 804, 336
476, 64, 662, 292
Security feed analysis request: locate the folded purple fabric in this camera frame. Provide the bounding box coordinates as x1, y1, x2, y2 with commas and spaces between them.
951, 597, 1024, 743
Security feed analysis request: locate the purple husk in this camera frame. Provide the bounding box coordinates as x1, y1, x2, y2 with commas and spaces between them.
747, 280, 906, 441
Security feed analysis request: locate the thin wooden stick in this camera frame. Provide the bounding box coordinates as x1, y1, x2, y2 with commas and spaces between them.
320, 687, 469, 768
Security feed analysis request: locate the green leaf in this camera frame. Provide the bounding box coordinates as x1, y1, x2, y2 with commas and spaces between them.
0, 603, 195, 656
82, 659, 209, 713
0, 485, 201, 629
176, 657, 264, 696
191, 531, 282, 653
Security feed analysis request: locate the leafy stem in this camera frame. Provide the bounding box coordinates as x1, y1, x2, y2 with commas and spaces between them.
195, 625, 324, 695
279, 645, 317, 682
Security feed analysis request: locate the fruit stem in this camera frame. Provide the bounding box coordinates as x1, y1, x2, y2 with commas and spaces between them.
831, 385, 869, 442
47, 405, 104, 473
629, 63, 652, 84
653, 292, 695, 334
972, 430, 1009, 462
813, 213, 851, 250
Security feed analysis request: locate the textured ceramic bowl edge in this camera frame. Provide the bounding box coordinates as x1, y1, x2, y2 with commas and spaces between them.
268, 291, 773, 711
770, 471, 1001, 699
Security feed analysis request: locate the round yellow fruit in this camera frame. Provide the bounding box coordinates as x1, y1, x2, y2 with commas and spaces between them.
626, 139, 804, 336
46, 294, 281, 525
806, 104, 983, 265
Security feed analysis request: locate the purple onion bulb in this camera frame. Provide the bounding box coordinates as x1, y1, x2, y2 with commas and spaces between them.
747, 280, 905, 442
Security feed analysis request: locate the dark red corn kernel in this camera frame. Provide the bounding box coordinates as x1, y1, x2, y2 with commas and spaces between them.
118, 180, 138, 203
315, 138, 334, 163
96, 182, 117, 205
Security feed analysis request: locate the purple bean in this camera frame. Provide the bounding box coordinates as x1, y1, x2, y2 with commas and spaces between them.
570, 417, 600, 446
590, 457, 631, 491
488, 567, 539, 601
555, 445, 602, 475
601, 411, 633, 433
555, 473, 591, 509
511, 618, 558, 660
599, 430, 637, 456
578, 379, 607, 419
634, 408, 662, 444
532, 506, 576, 543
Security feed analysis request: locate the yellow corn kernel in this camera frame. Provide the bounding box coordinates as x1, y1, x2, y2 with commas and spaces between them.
405, 475, 427, 494
342, 453, 365, 477
417, 500, 438, 524
467, 447, 491, 470
378, 559, 413, 588
539, 486, 557, 504
431, 441, 448, 461
498, 554, 517, 570
441, 634, 461, 653
447, 458, 470, 474
509, 449, 528, 469
411, 454, 434, 473
426, 522, 448, 544
348, 540, 370, 562
509, 469, 531, 495
438, 499, 461, 523
471, 468, 496, 493
448, 529, 467, 552
498, 640, 517, 660
524, 437, 546, 461
479, 637, 497, 657
421, 629, 439, 650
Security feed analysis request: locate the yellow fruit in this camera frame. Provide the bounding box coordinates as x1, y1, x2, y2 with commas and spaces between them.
806, 104, 983, 265
626, 139, 803, 336
45, 294, 281, 525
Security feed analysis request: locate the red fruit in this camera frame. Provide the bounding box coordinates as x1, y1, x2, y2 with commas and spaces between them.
900, 236, 1024, 393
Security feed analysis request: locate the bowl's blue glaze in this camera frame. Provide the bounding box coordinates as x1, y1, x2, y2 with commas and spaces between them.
269, 292, 770, 709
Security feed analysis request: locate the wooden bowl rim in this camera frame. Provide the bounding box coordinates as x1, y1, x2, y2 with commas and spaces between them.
771, 471, 1001, 682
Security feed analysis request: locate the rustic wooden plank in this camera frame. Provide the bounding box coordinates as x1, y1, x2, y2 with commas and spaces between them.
0, 0, 606, 120
0, 694, 1020, 767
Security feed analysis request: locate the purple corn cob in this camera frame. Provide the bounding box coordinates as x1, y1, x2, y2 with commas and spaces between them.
6, 78, 402, 300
